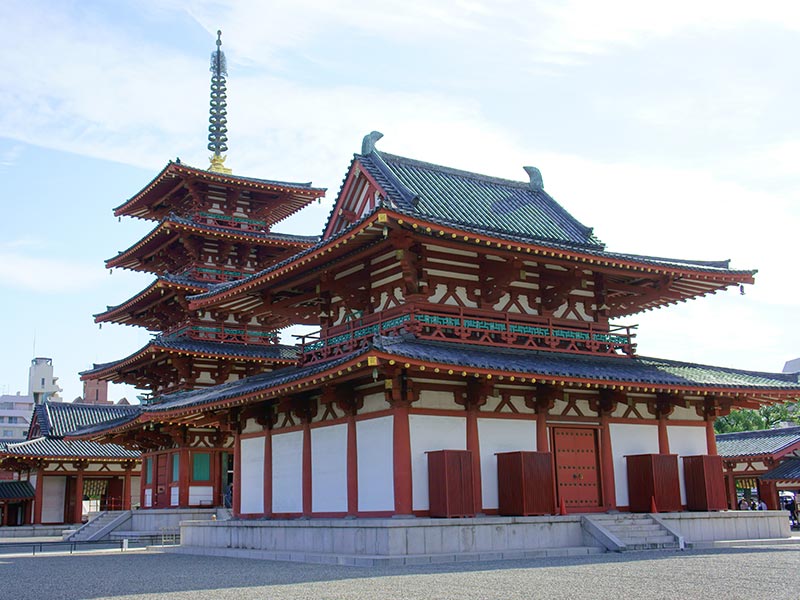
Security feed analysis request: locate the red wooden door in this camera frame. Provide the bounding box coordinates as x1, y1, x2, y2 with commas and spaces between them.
553, 427, 602, 511
155, 454, 169, 507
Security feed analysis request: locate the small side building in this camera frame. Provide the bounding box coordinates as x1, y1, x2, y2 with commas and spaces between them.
718, 426, 800, 509
0, 402, 141, 525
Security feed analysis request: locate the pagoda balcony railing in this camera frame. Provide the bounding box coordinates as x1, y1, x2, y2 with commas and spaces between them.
298, 304, 636, 365
194, 210, 267, 232
181, 265, 251, 283
161, 320, 279, 346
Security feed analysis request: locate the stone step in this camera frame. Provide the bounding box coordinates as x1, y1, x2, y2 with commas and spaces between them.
623, 542, 680, 552
606, 523, 661, 533
620, 535, 677, 545
611, 529, 666, 538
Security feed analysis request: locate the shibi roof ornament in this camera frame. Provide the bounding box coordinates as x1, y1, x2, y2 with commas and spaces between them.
208, 30, 231, 174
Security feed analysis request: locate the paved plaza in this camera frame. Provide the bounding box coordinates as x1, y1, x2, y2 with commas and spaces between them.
0, 545, 797, 600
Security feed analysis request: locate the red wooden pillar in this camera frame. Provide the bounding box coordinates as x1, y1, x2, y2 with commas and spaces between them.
725, 469, 738, 509
705, 419, 718, 455
232, 433, 242, 518
73, 469, 85, 524
302, 418, 312, 517
392, 402, 413, 516
536, 415, 548, 452
179, 449, 190, 508
759, 480, 779, 510
263, 426, 273, 518
658, 416, 670, 454
33, 470, 43, 525
122, 468, 132, 511
140, 456, 147, 508
529, 384, 557, 453
346, 411, 359, 516
465, 406, 482, 513
599, 413, 616, 510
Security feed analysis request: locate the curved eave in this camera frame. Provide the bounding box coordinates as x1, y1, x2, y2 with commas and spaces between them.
94, 278, 205, 326
0, 452, 138, 463
189, 208, 757, 315
106, 217, 315, 271
114, 161, 326, 224
80, 341, 296, 382
137, 354, 369, 422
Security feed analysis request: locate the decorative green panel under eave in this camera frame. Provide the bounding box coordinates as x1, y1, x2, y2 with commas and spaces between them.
192, 452, 211, 481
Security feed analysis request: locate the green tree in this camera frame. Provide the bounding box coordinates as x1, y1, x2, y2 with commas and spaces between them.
714, 401, 800, 433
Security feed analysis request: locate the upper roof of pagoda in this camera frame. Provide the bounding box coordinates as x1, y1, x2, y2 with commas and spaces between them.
114, 161, 326, 226
324, 133, 602, 250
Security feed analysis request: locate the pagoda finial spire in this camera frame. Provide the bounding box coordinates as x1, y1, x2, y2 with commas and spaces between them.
208, 30, 231, 174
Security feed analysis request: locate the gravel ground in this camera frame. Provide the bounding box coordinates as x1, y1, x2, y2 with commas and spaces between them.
0, 546, 797, 600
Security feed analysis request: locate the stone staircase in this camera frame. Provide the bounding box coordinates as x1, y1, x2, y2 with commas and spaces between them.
583, 514, 683, 552
65, 510, 131, 542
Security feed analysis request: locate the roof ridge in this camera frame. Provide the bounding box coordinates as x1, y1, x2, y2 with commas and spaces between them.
717, 425, 800, 439
374, 151, 532, 189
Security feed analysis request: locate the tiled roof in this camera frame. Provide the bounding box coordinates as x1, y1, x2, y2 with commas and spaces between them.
359, 151, 604, 250
760, 457, 800, 482
33, 402, 141, 438
190, 202, 751, 311
114, 160, 326, 220
716, 426, 800, 458
2, 437, 139, 460
144, 351, 363, 413
168, 214, 320, 245
81, 337, 298, 378
0, 481, 34, 500
372, 335, 800, 391
69, 352, 365, 437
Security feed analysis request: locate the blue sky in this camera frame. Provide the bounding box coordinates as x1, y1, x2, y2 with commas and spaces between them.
1, 0, 798, 402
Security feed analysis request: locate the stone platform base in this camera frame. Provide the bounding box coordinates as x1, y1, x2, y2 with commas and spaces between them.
164, 543, 603, 566
175, 511, 791, 565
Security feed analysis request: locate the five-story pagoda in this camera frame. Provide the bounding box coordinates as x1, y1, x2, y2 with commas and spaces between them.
80, 32, 325, 509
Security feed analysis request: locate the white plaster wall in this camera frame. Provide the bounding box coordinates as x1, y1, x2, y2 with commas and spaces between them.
417, 390, 456, 410
240, 436, 266, 514
609, 423, 659, 507
272, 430, 303, 513
356, 417, 394, 512
360, 393, 387, 414
170, 487, 179, 506
409, 415, 466, 511
130, 477, 141, 508
670, 405, 703, 421
477, 418, 537, 509
41, 476, 66, 523
144, 488, 152, 508
189, 486, 214, 505
311, 424, 347, 513
668, 425, 709, 505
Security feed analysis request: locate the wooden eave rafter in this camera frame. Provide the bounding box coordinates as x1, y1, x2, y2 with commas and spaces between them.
365, 351, 799, 406
106, 217, 313, 272
190, 207, 755, 322
115, 162, 324, 221
81, 350, 800, 443
189, 216, 388, 311
94, 279, 203, 327
81, 341, 289, 384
